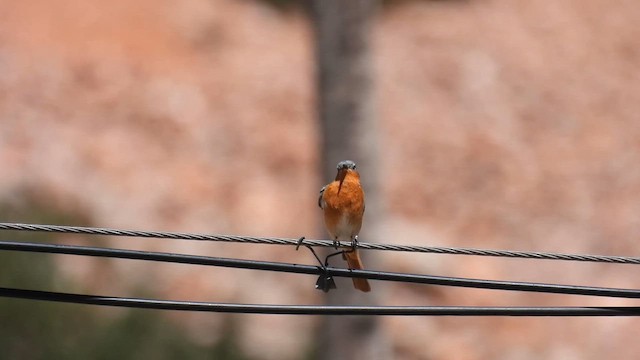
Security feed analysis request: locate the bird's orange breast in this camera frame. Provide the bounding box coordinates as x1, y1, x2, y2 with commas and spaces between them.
321, 171, 365, 240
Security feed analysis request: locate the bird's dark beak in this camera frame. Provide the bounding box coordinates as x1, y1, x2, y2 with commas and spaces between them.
336, 169, 347, 194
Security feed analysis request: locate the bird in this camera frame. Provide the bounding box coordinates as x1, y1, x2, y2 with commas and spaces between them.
318, 160, 371, 292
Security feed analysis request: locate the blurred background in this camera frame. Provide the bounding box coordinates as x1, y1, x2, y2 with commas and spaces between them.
1, 0, 640, 359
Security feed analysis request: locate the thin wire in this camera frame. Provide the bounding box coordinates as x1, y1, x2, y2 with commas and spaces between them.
2, 240, 640, 299
1, 287, 639, 316
1, 222, 640, 265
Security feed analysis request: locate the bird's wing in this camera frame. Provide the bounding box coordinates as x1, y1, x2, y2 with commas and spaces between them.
318, 185, 327, 209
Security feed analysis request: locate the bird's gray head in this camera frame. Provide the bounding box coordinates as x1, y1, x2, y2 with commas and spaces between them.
337, 160, 357, 171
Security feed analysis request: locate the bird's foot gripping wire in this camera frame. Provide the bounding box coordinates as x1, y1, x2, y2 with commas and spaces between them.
341, 235, 359, 260
296, 237, 336, 292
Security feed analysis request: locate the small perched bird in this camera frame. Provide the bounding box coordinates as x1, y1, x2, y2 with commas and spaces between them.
319, 160, 371, 292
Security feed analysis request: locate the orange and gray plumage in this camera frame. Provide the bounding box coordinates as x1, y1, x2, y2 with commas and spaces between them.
318, 160, 371, 292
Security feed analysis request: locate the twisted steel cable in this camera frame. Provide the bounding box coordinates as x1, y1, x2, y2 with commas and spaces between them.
2, 222, 640, 265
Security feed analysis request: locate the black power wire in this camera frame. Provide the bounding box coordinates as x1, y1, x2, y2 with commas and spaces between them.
1, 287, 640, 316
1, 240, 640, 299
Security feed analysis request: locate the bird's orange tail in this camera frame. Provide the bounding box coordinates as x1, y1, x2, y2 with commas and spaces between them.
343, 249, 371, 292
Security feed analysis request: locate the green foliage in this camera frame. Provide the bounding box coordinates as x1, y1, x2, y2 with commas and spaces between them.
0, 195, 252, 360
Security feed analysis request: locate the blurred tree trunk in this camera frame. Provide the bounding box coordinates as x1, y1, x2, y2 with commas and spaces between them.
310, 1, 388, 360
